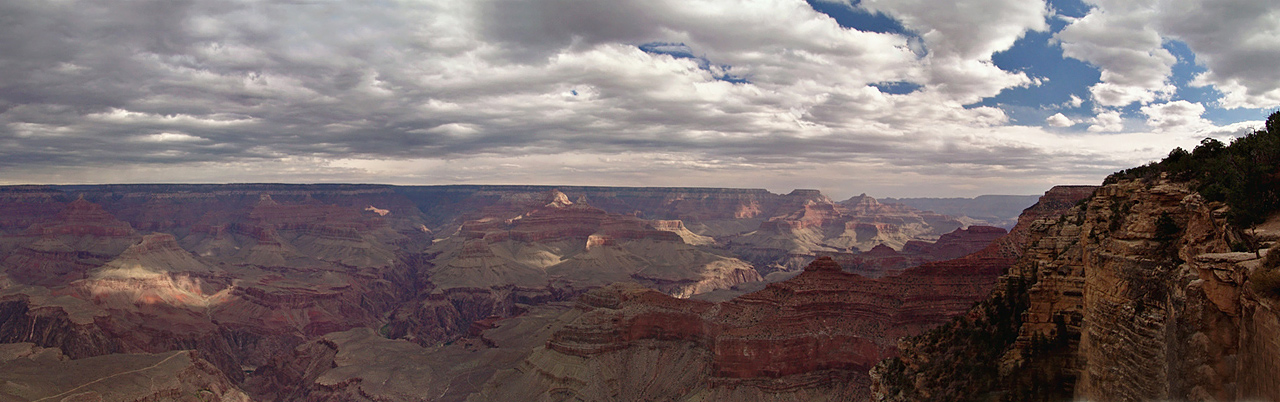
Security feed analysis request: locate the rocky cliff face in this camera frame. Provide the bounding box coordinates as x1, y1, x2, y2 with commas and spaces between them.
873, 179, 1280, 402
397, 185, 799, 235
0, 187, 424, 391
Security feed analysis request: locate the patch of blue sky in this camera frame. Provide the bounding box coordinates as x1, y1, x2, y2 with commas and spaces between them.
1047, 0, 1091, 19
805, 0, 925, 59
962, 0, 1100, 128
637, 42, 749, 84
871, 81, 922, 95
960, 0, 1101, 128
805, 0, 911, 35
973, 28, 1100, 127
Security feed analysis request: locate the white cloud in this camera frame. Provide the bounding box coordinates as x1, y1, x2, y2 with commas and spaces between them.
1068, 94, 1084, 108
1155, 0, 1280, 109
0, 0, 1271, 197
860, 0, 1049, 60
143, 132, 206, 142
1056, 0, 1280, 109
1088, 110, 1125, 132
1055, 0, 1177, 108
1088, 81, 1175, 107
859, 0, 1050, 102
1140, 100, 1212, 132
1046, 113, 1075, 127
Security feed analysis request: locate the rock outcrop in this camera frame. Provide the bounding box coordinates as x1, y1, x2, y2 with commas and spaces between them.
475, 259, 882, 401
873, 180, 1280, 402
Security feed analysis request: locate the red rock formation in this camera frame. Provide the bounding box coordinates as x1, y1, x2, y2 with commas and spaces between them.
0, 184, 1035, 400
507, 187, 1096, 400
1, 198, 142, 287
0, 189, 65, 234
728, 193, 966, 272
26, 197, 136, 238
834, 225, 1007, 277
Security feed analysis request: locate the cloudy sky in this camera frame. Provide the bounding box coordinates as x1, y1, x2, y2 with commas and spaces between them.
1, 0, 1277, 198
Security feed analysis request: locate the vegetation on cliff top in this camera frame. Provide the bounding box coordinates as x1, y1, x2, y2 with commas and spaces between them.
876, 112, 1280, 401
1106, 111, 1280, 230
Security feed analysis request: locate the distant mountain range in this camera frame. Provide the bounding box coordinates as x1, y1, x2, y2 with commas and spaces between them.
882, 194, 1041, 229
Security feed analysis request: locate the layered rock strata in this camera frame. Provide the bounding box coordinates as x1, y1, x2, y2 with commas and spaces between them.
832, 225, 1007, 277
0, 342, 250, 401
0, 184, 1020, 400
474, 200, 1084, 402
727, 192, 965, 272
874, 180, 1280, 402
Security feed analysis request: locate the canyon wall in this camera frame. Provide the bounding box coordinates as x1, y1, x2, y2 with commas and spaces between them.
467, 186, 1093, 401
0, 183, 1029, 400
874, 179, 1280, 402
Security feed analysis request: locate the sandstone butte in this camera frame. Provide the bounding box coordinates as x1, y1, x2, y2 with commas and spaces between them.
0, 184, 1042, 401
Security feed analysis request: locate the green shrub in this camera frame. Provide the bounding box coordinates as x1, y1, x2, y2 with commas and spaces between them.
1105, 111, 1280, 231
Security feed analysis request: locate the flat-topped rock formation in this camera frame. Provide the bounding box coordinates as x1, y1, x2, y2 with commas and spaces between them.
0, 343, 250, 401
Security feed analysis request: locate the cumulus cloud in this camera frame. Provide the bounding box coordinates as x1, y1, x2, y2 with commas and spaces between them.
1054, 0, 1177, 108
0, 0, 1269, 197
1046, 113, 1075, 127
1155, 0, 1280, 109
1088, 110, 1125, 132
859, 0, 1049, 102
1140, 100, 1216, 134
1055, 0, 1280, 110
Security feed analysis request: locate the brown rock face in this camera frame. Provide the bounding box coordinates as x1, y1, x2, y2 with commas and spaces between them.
2, 198, 142, 287
489, 220, 1077, 402
875, 180, 1280, 402
480, 261, 882, 401
0, 185, 429, 391
835, 225, 1007, 277
727, 193, 964, 272
424, 190, 760, 298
